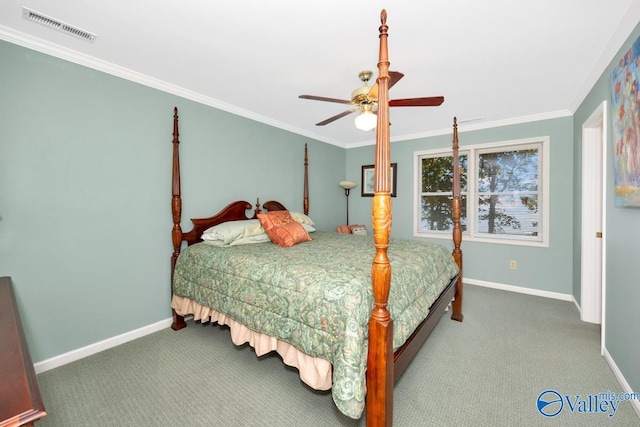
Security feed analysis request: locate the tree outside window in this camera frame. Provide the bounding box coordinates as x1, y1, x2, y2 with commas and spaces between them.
477, 147, 539, 237
420, 153, 468, 232
416, 138, 546, 245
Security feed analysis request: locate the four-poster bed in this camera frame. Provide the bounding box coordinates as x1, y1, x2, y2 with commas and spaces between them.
170, 10, 463, 426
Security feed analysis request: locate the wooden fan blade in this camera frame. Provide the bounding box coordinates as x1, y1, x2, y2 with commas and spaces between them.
389, 71, 405, 89
299, 95, 353, 105
367, 71, 404, 99
389, 96, 444, 107
315, 108, 358, 126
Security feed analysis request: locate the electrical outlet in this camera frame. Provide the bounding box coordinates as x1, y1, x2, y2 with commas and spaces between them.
509, 260, 517, 270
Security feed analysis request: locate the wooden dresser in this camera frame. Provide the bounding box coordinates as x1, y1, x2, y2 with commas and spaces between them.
0, 277, 46, 427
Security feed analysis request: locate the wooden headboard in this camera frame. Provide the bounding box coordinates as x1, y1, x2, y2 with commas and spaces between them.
178, 199, 289, 247
170, 106, 307, 268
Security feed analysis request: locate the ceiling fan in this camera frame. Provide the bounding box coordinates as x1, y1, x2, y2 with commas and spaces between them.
298, 70, 444, 131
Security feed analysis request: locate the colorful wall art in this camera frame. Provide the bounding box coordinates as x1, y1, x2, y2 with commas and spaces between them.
611, 34, 640, 207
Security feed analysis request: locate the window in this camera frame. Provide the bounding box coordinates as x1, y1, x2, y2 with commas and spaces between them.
414, 137, 549, 246
419, 152, 469, 232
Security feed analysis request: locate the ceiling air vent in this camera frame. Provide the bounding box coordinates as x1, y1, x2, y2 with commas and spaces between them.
22, 7, 97, 42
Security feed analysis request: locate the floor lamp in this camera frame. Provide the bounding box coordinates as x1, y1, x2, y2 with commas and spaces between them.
338, 180, 357, 225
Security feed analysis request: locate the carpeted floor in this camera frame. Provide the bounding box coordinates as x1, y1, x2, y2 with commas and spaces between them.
36, 285, 639, 426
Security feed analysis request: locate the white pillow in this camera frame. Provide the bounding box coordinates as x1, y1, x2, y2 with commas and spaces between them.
289, 212, 315, 226
230, 233, 271, 245
301, 223, 316, 233
350, 225, 367, 235
202, 233, 270, 247
201, 219, 265, 244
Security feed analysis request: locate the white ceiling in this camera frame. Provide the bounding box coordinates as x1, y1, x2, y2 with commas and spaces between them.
1, 1, 639, 148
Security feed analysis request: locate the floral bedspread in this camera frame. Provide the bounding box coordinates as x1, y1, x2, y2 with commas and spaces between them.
172, 231, 459, 418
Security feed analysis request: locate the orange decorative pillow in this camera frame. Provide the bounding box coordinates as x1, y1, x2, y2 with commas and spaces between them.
257, 210, 294, 231
264, 221, 312, 247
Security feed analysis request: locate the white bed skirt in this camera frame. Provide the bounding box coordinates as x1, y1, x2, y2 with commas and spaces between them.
171, 295, 332, 390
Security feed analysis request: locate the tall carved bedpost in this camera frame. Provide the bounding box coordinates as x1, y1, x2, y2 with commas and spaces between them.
171, 107, 186, 331
171, 107, 182, 273
451, 117, 464, 322
303, 143, 309, 216
366, 9, 394, 427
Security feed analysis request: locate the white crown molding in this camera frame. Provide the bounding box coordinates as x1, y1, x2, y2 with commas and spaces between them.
0, 24, 585, 151
0, 25, 345, 148
345, 110, 573, 149
569, 0, 640, 112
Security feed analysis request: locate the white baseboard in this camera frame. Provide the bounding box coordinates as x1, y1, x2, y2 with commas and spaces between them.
464, 278, 574, 301
603, 347, 640, 418
572, 295, 581, 314
34, 317, 173, 374
32, 281, 572, 375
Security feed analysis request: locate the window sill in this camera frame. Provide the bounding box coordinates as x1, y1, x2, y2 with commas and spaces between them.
413, 231, 549, 248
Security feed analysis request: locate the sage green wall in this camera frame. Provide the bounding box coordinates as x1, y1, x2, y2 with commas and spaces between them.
0, 40, 345, 363
345, 117, 574, 294
573, 22, 640, 398
2, 23, 636, 399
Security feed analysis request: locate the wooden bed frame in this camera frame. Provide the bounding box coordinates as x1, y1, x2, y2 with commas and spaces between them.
170, 10, 462, 426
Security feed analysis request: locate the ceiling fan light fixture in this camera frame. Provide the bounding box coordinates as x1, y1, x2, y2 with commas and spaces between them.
355, 110, 377, 131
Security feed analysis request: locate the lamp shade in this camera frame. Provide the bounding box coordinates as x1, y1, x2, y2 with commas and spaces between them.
338, 180, 357, 190
354, 111, 377, 131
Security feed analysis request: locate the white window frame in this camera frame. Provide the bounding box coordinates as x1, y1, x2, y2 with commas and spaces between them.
413, 136, 550, 247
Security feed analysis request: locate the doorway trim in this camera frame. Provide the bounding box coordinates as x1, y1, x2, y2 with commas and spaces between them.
580, 100, 607, 353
